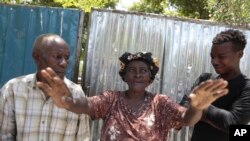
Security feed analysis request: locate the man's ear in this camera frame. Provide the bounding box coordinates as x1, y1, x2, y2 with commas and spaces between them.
238, 50, 243, 58
32, 52, 40, 64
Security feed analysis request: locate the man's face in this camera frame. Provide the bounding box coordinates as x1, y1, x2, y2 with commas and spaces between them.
210, 42, 242, 78
38, 39, 70, 79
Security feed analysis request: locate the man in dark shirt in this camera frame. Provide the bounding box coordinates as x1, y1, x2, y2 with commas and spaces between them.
180, 29, 250, 141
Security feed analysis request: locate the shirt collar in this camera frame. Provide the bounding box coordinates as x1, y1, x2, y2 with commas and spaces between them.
30, 72, 67, 89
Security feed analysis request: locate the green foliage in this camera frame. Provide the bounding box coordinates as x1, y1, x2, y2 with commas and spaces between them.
129, 0, 250, 27
0, 0, 118, 12
0, 0, 24, 4
169, 0, 209, 19
207, 0, 250, 27
129, 0, 167, 14
53, 0, 117, 12
168, 0, 250, 27
2, 0, 250, 27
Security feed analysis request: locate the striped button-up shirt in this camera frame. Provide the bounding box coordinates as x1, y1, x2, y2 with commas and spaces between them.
0, 73, 90, 141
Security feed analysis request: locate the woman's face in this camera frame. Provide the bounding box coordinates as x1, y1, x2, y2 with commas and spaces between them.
124, 60, 152, 92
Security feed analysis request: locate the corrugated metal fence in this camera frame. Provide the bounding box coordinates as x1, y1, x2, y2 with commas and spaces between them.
83, 8, 250, 141
0, 4, 84, 87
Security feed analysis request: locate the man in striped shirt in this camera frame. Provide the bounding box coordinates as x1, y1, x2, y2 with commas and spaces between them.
0, 34, 90, 141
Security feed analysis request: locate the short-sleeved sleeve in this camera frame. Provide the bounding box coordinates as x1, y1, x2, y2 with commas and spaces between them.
154, 95, 186, 130
88, 90, 117, 119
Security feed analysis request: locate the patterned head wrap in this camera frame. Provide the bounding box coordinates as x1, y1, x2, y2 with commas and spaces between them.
119, 52, 159, 82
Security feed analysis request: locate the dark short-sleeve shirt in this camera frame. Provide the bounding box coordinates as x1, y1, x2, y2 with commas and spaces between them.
180, 73, 250, 141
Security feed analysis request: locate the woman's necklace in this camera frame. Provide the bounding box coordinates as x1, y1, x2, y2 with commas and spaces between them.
124, 91, 148, 116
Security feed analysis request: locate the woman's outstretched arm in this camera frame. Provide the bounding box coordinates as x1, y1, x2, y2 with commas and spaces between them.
36, 67, 91, 115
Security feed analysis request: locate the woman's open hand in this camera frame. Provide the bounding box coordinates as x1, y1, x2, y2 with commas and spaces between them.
189, 79, 228, 110
36, 67, 74, 109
